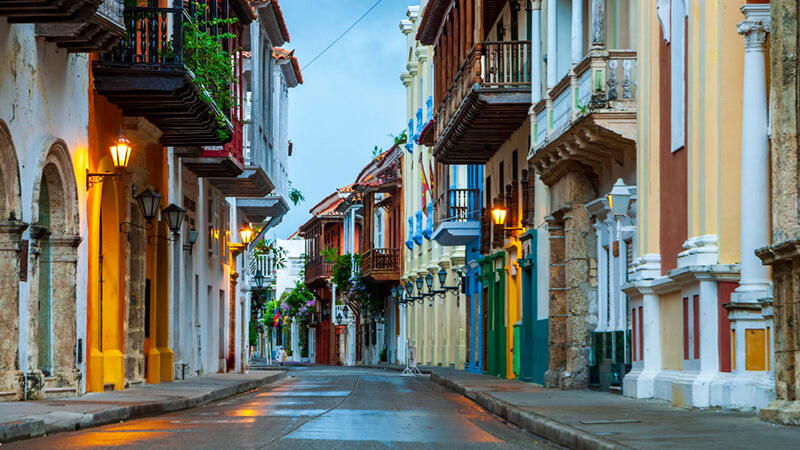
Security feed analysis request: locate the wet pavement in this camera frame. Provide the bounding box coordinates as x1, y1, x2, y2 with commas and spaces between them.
8, 367, 556, 449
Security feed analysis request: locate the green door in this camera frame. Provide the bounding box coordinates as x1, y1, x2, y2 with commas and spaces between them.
482, 253, 506, 378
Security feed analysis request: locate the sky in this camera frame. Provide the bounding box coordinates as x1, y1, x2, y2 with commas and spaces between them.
271, 0, 412, 239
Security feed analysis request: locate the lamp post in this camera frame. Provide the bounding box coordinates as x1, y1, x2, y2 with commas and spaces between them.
162, 203, 186, 235
607, 178, 631, 217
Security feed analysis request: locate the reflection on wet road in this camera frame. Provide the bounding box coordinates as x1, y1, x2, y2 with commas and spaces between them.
9, 367, 555, 449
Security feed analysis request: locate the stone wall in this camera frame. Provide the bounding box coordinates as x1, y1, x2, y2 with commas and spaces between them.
757, 0, 800, 426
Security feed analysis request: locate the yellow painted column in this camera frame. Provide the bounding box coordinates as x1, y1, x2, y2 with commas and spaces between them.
156, 221, 173, 382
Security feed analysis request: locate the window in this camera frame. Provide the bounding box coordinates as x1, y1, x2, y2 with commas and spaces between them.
290, 258, 303, 276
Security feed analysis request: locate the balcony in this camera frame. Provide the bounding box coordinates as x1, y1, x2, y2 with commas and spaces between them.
92, 5, 233, 147
182, 119, 245, 178
362, 248, 401, 282
432, 188, 481, 246
33, 0, 125, 52
236, 195, 289, 225
249, 253, 277, 286
434, 41, 531, 164
305, 259, 332, 286
529, 50, 637, 186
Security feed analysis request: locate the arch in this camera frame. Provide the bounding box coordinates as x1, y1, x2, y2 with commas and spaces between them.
30, 138, 79, 236
0, 120, 22, 221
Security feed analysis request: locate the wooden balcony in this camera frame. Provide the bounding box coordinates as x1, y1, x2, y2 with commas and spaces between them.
432, 188, 481, 246
305, 259, 332, 286
34, 0, 125, 52
529, 50, 637, 186
92, 6, 233, 147
433, 41, 531, 164
361, 248, 401, 282
182, 118, 245, 178
0, 0, 100, 23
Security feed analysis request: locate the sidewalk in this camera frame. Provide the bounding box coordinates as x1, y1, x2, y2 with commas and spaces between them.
0, 370, 285, 444
427, 368, 799, 449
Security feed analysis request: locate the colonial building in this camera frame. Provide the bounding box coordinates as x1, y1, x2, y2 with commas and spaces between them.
401, 3, 467, 371
0, 0, 125, 400
299, 190, 350, 365
0, 0, 297, 400
624, 0, 773, 410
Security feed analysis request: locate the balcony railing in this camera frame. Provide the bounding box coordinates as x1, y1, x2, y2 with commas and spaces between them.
436, 40, 531, 143
305, 259, 333, 284
93, 5, 233, 146
362, 248, 401, 279
533, 50, 637, 149
434, 188, 480, 229
249, 254, 277, 283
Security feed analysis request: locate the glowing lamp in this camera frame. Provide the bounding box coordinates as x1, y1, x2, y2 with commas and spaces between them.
239, 224, 254, 244
491, 206, 507, 226
110, 129, 133, 169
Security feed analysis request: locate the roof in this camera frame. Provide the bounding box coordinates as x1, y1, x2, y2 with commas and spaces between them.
416, 0, 449, 45
255, 0, 291, 46
273, 47, 304, 86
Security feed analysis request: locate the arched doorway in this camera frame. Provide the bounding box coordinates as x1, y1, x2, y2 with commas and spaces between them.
31, 139, 81, 396
0, 121, 24, 400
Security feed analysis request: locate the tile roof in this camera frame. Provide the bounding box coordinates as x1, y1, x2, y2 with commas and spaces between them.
273, 47, 304, 85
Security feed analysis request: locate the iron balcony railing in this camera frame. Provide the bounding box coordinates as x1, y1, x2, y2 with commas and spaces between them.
434, 188, 481, 229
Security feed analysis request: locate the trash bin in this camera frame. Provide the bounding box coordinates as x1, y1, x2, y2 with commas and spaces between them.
513, 320, 522, 377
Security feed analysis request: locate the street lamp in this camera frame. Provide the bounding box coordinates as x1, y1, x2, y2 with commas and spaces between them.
240, 224, 254, 245
162, 203, 185, 235
491, 205, 507, 226
254, 269, 266, 290
608, 178, 631, 217
109, 129, 133, 169
136, 188, 161, 222
87, 129, 132, 190
183, 227, 199, 253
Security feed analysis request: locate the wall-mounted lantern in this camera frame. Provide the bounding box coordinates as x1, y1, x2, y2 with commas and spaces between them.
184, 227, 199, 253
239, 224, 254, 245
87, 129, 132, 190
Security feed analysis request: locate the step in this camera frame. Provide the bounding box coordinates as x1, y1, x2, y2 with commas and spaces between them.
43, 387, 77, 399
0, 390, 18, 402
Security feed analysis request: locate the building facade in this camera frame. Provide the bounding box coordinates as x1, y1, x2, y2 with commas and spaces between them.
0, 0, 296, 400
401, 4, 467, 371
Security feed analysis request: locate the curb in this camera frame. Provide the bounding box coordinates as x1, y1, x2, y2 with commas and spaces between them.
430, 373, 632, 450
0, 371, 286, 444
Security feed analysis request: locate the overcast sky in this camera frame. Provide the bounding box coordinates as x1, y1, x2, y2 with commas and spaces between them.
270, 0, 411, 239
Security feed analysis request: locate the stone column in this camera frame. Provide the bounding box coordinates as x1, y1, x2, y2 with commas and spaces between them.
546, 0, 557, 88
0, 221, 26, 400
49, 235, 82, 391
733, 4, 771, 302
530, 1, 542, 103
571, 0, 583, 63
591, 0, 605, 49
544, 217, 566, 387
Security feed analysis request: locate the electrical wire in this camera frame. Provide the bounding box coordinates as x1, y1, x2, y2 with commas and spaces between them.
301, 0, 387, 71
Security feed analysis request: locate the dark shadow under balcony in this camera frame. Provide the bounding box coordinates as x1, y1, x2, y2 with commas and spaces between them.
432, 188, 481, 246
92, 6, 233, 147
0, 0, 101, 23
362, 248, 401, 282
434, 41, 531, 164
34, 0, 125, 52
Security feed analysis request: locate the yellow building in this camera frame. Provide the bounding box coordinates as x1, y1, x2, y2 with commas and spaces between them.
623, 0, 774, 410
400, 4, 467, 369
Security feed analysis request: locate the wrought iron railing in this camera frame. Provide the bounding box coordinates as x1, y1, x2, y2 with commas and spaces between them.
362, 248, 401, 276
436, 41, 531, 141
249, 254, 277, 281
100, 6, 185, 68
434, 188, 480, 229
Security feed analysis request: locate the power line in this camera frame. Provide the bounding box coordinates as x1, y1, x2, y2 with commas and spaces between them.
301, 0, 387, 71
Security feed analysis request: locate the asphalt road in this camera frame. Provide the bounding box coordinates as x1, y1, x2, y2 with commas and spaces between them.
10, 367, 556, 449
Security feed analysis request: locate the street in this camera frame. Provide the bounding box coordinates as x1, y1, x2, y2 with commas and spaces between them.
8, 367, 555, 449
